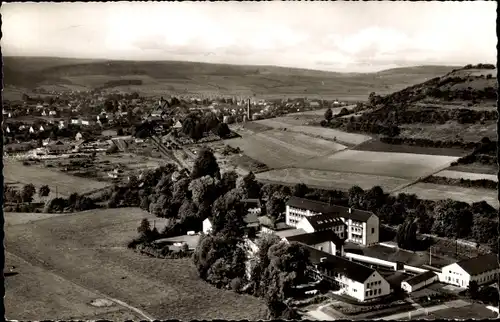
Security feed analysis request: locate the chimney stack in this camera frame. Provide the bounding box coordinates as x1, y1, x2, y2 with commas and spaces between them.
247, 98, 251, 119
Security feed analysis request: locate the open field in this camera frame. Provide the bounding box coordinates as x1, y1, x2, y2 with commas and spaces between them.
225, 130, 346, 168
255, 119, 371, 145
353, 140, 468, 157
5, 208, 266, 320
448, 163, 498, 175
256, 168, 411, 191
4, 159, 111, 196
301, 150, 459, 180
434, 169, 498, 182
396, 182, 499, 208
3, 56, 456, 100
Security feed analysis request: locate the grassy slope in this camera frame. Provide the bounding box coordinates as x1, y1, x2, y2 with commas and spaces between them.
5, 208, 266, 320
3, 56, 457, 100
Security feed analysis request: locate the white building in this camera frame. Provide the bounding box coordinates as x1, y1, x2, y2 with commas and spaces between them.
296, 213, 346, 240
285, 197, 379, 246
439, 253, 500, 288
282, 230, 345, 257
307, 246, 391, 302
401, 270, 438, 293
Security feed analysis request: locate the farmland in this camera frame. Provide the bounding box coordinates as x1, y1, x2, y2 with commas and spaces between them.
353, 140, 468, 157
5, 208, 266, 320
255, 168, 411, 192
254, 119, 372, 145
225, 130, 346, 168
4, 159, 111, 196
395, 182, 499, 208
300, 150, 459, 180
433, 169, 498, 182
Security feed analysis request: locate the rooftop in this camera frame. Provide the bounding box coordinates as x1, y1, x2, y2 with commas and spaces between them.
455, 253, 499, 276
285, 229, 345, 247
403, 270, 437, 286
307, 245, 376, 283
287, 196, 374, 222
305, 213, 346, 231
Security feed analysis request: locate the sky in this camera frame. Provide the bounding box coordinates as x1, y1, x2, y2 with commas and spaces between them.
1, 1, 497, 72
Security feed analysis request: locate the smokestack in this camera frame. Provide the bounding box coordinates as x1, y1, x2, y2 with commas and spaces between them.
247, 98, 251, 119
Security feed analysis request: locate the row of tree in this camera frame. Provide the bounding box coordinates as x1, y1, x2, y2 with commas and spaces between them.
423, 176, 497, 190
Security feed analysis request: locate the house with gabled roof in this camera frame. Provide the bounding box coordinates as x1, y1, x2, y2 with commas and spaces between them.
401, 270, 438, 293
283, 230, 345, 257
306, 245, 391, 302
440, 253, 500, 288
296, 213, 347, 239
285, 197, 379, 246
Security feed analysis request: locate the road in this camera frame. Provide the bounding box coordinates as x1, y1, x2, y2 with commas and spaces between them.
374, 299, 470, 320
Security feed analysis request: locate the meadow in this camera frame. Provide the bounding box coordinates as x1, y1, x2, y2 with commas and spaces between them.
225, 130, 346, 168
5, 208, 266, 320
255, 168, 410, 192
395, 182, 499, 208
4, 159, 111, 196
301, 150, 460, 180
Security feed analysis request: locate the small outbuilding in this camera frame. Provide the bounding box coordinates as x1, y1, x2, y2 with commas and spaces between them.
401, 270, 438, 293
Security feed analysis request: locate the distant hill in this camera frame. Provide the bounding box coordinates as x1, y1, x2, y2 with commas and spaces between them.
341, 64, 497, 143
371, 64, 497, 108
2, 56, 458, 101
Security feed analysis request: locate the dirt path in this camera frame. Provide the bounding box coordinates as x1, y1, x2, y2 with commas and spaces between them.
6, 250, 155, 321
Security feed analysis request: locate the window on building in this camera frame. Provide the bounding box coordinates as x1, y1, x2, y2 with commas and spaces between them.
372, 228, 375, 234
366, 291, 369, 297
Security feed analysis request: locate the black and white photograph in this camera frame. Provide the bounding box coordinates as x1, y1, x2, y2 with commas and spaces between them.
1, 1, 498, 320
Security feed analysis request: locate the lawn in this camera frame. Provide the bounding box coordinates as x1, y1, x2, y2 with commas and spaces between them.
5, 208, 266, 320
255, 168, 410, 192
426, 303, 497, 319
4, 159, 112, 196
224, 130, 346, 169
434, 170, 498, 182
301, 150, 459, 180
396, 182, 499, 208
255, 119, 372, 145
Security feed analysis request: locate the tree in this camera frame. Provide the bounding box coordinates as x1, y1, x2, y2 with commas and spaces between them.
188, 175, 218, 207
396, 218, 418, 250
324, 108, 333, 123
137, 218, 153, 241
292, 183, 309, 198
431, 199, 473, 238
211, 189, 246, 239
468, 281, 479, 299
266, 191, 288, 221
38, 185, 50, 198
21, 184, 36, 203
191, 148, 220, 180
237, 172, 260, 199
347, 185, 365, 208
221, 170, 238, 194
214, 122, 231, 138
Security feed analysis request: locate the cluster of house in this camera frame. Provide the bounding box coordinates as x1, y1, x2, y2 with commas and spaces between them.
202, 196, 500, 303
